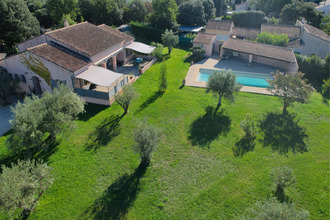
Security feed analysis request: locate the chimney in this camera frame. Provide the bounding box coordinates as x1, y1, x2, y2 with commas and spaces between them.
64, 19, 69, 27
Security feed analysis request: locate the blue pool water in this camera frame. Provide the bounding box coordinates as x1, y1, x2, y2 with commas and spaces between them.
197, 69, 271, 88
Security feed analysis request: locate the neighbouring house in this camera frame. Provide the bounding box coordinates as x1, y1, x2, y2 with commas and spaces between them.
0, 22, 156, 106
205, 20, 233, 54
316, 0, 330, 15
293, 20, 330, 58
220, 38, 299, 73
230, 27, 260, 39
193, 33, 217, 56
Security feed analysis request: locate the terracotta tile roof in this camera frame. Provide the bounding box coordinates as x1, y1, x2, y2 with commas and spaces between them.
46, 22, 124, 57
230, 27, 260, 39
261, 24, 301, 39
193, 33, 216, 44
303, 23, 330, 42
28, 42, 91, 72
206, 20, 233, 31
287, 39, 301, 48
222, 38, 297, 63
98, 24, 134, 42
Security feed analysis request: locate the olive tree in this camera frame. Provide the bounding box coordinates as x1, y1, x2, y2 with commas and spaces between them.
243, 197, 309, 220
267, 71, 314, 114
240, 114, 257, 138
7, 84, 85, 152
161, 29, 179, 54
0, 159, 53, 219
134, 120, 161, 165
115, 85, 138, 115
271, 166, 295, 202
206, 70, 241, 110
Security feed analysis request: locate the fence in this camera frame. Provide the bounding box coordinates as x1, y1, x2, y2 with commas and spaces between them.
130, 22, 165, 42
179, 36, 193, 48
141, 58, 158, 74
75, 88, 109, 100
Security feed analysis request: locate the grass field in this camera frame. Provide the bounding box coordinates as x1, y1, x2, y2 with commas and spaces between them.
0, 48, 329, 219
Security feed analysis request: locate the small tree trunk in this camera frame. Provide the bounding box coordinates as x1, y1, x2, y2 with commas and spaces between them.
283, 103, 287, 114
217, 95, 222, 108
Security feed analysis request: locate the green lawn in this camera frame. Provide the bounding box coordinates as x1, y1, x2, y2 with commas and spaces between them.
0, 48, 329, 219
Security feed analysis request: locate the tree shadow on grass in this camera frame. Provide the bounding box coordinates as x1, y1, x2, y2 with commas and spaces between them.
273, 186, 290, 203
188, 106, 231, 148
0, 140, 59, 172
85, 115, 122, 151
259, 112, 308, 154
78, 104, 108, 122
83, 163, 147, 220
135, 91, 164, 114
232, 135, 256, 157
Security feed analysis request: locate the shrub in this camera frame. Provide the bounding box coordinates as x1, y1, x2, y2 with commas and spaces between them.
232, 11, 267, 28
240, 114, 257, 137
151, 42, 164, 60
256, 32, 289, 47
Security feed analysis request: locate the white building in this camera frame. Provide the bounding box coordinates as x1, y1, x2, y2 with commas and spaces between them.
0, 22, 156, 105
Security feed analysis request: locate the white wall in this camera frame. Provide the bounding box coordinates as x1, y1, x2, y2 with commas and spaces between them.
17, 35, 47, 52
193, 43, 213, 56
293, 29, 330, 59
0, 52, 75, 94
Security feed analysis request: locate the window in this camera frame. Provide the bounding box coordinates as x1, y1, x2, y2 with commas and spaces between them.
200, 44, 203, 48
121, 79, 125, 87
21, 75, 26, 83
114, 85, 117, 94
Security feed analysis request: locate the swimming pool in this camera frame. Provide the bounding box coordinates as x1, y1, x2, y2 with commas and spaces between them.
197, 68, 271, 88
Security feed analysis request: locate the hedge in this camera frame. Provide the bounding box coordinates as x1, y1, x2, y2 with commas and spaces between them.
232, 11, 267, 28
130, 22, 165, 42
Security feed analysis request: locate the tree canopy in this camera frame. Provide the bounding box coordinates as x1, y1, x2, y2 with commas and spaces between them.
250, 0, 291, 16
177, 0, 205, 26
125, 0, 147, 23
256, 32, 289, 47
0, 159, 53, 219
7, 84, 85, 152
115, 85, 138, 115
206, 70, 241, 110
0, 0, 40, 53
150, 0, 178, 29
46, 0, 77, 25
280, 1, 324, 27
267, 71, 314, 114
161, 29, 179, 54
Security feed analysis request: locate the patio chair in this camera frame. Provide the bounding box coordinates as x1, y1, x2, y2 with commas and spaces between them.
134, 57, 143, 64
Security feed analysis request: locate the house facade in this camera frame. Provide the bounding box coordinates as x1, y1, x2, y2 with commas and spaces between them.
294, 21, 330, 59
0, 22, 155, 105
192, 33, 217, 56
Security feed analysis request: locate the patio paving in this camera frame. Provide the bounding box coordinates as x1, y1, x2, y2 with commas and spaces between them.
117, 61, 140, 76
185, 56, 281, 95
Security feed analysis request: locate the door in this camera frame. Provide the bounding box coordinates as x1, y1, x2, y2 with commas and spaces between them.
32, 76, 42, 95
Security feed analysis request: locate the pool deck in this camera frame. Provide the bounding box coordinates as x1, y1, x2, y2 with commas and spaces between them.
185, 56, 280, 95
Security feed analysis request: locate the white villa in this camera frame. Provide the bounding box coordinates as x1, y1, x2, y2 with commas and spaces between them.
0, 22, 156, 105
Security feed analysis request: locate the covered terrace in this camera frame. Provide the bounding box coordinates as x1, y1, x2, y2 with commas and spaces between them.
74, 66, 134, 105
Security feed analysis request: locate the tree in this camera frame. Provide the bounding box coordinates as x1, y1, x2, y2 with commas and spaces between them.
161, 29, 179, 54
159, 60, 167, 92
125, 0, 147, 22
150, 0, 178, 29
0, 0, 40, 53
267, 71, 314, 114
206, 70, 241, 110
280, 2, 324, 27
0, 68, 19, 105
256, 32, 289, 47
320, 15, 330, 35
7, 84, 85, 152
244, 197, 310, 220
203, 0, 216, 21
134, 120, 161, 165
0, 159, 53, 219
271, 166, 295, 202
91, 0, 125, 26
46, 0, 77, 25
177, 0, 205, 26
115, 85, 138, 115
213, 0, 228, 17
250, 0, 292, 16
232, 11, 267, 28
151, 42, 164, 60
321, 78, 330, 102
240, 114, 257, 138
